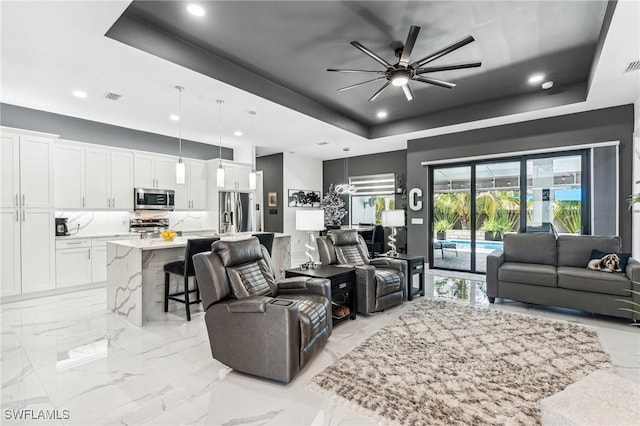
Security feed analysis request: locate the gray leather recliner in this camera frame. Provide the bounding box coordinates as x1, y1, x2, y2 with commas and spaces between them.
193, 237, 332, 383
317, 229, 407, 314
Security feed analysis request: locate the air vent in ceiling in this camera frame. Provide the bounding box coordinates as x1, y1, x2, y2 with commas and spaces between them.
624, 61, 640, 73
316, 141, 329, 146
104, 92, 122, 101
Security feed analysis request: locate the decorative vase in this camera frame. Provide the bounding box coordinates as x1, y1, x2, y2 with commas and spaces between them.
437, 231, 446, 240
484, 231, 502, 241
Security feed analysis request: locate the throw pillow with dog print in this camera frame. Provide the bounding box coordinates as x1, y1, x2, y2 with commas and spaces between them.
587, 249, 631, 273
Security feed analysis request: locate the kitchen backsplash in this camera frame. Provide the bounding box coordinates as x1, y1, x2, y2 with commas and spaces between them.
55, 211, 214, 236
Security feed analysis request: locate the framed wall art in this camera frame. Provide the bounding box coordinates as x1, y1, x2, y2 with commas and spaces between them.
288, 189, 322, 208
267, 192, 278, 207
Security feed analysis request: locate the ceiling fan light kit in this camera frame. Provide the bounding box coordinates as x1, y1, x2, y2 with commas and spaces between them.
328, 25, 481, 102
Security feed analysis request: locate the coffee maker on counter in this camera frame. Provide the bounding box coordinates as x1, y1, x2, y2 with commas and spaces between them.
55, 218, 69, 236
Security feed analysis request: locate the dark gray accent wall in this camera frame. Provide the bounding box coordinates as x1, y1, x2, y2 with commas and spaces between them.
323, 149, 407, 225
0, 103, 233, 160
593, 145, 617, 236
256, 153, 283, 233
406, 104, 635, 259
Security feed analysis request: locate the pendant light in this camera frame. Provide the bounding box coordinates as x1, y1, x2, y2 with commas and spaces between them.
335, 147, 357, 194
175, 86, 186, 185
216, 99, 225, 188
248, 111, 257, 190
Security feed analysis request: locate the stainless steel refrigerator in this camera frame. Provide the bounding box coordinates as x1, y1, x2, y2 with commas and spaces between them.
219, 191, 252, 233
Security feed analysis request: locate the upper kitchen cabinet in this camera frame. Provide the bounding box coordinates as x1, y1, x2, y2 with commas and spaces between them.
54, 141, 133, 210
1, 129, 55, 210
134, 153, 176, 190
221, 160, 251, 191
175, 159, 206, 210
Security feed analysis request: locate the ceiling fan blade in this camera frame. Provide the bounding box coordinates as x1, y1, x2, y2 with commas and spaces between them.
414, 76, 456, 89
337, 77, 387, 92
415, 61, 482, 74
327, 68, 386, 74
399, 25, 421, 68
368, 81, 392, 102
350, 41, 393, 68
410, 35, 476, 68
402, 83, 415, 101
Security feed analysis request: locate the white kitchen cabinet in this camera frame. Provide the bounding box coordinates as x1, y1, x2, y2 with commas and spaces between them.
54, 142, 133, 210
134, 153, 176, 190
20, 210, 55, 293
1, 129, 54, 210
175, 159, 207, 210
0, 209, 21, 296
218, 160, 251, 191
110, 150, 134, 210
55, 239, 92, 288
91, 245, 107, 283
54, 143, 85, 208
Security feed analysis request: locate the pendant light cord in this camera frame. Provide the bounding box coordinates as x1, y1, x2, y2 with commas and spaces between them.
217, 99, 224, 164
249, 111, 256, 170
176, 86, 184, 161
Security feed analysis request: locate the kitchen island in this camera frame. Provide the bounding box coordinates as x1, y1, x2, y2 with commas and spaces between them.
106, 233, 291, 326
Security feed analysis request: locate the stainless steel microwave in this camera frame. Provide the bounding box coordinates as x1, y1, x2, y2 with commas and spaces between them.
134, 188, 175, 211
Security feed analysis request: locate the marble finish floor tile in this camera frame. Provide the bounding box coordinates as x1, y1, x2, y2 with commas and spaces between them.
1, 273, 639, 425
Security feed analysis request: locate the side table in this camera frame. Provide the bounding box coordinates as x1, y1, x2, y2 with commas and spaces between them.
285, 265, 357, 325
376, 253, 425, 301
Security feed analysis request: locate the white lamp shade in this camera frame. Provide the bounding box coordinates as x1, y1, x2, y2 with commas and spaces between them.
249, 171, 256, 190
382, 210, 405, 227
296, 209, 325, 231
175, 161, 185, 185
216, 164, 225, 188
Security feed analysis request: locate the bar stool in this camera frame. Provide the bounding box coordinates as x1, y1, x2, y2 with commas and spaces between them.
164, 237, 219, 321
251, 233, 274, 256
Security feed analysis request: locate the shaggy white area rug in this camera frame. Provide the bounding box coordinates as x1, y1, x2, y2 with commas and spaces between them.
309, 300, 611, 425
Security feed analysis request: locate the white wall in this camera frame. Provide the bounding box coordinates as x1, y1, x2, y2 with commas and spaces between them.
282, 153, 323, 265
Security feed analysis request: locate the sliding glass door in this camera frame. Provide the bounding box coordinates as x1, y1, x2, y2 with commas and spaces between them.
429, 150, 589, 273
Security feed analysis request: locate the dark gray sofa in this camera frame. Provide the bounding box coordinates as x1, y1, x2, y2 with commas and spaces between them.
487, 233, 639, 320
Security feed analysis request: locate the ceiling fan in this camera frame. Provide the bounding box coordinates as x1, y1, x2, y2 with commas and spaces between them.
328, 25, 481, 102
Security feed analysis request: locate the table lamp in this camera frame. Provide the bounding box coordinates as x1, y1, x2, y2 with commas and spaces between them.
382, 210, 405, 257
296, 209, 325, 269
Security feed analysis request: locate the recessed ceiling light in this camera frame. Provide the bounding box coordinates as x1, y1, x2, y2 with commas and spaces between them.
72, 90, 87, 98
186, 4, 205, 17
376, 110, 388, 119
541, 81, 554, 90
169, 114, 180, 121
528, 73, 545, 84
233, 131, 243, 136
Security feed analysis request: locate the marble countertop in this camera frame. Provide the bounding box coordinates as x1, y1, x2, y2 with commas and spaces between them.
55, 232, 140, 240
109, 232, 290, 250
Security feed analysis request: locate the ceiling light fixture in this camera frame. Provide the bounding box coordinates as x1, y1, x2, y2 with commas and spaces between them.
72, 90, 87, 98
216, 99, 225, 188
186, 4, 205, 17
233, 131, 243, 136
390, 70, 410, 87
541, 81, 554, 90
174, 86, 185, 185
335, 148, 357, 195
528, 73, 545, 84
169, 114, 179, 121
376, 110, 388, 119
248, 111, 257, 191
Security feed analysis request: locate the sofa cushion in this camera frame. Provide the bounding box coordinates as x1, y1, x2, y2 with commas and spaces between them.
557, 235, 621, 268
227, 259, 277, 298
374, 269, 403, 297
498, 262, 557, 287
557, 266, 631, 296
504, 233, 557, 265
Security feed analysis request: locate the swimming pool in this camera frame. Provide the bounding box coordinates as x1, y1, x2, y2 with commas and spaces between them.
446, 239, 504, 251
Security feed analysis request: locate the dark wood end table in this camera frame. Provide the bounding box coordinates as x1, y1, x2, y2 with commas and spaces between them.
285, 265, 357, 325
375, 253, 425, 301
